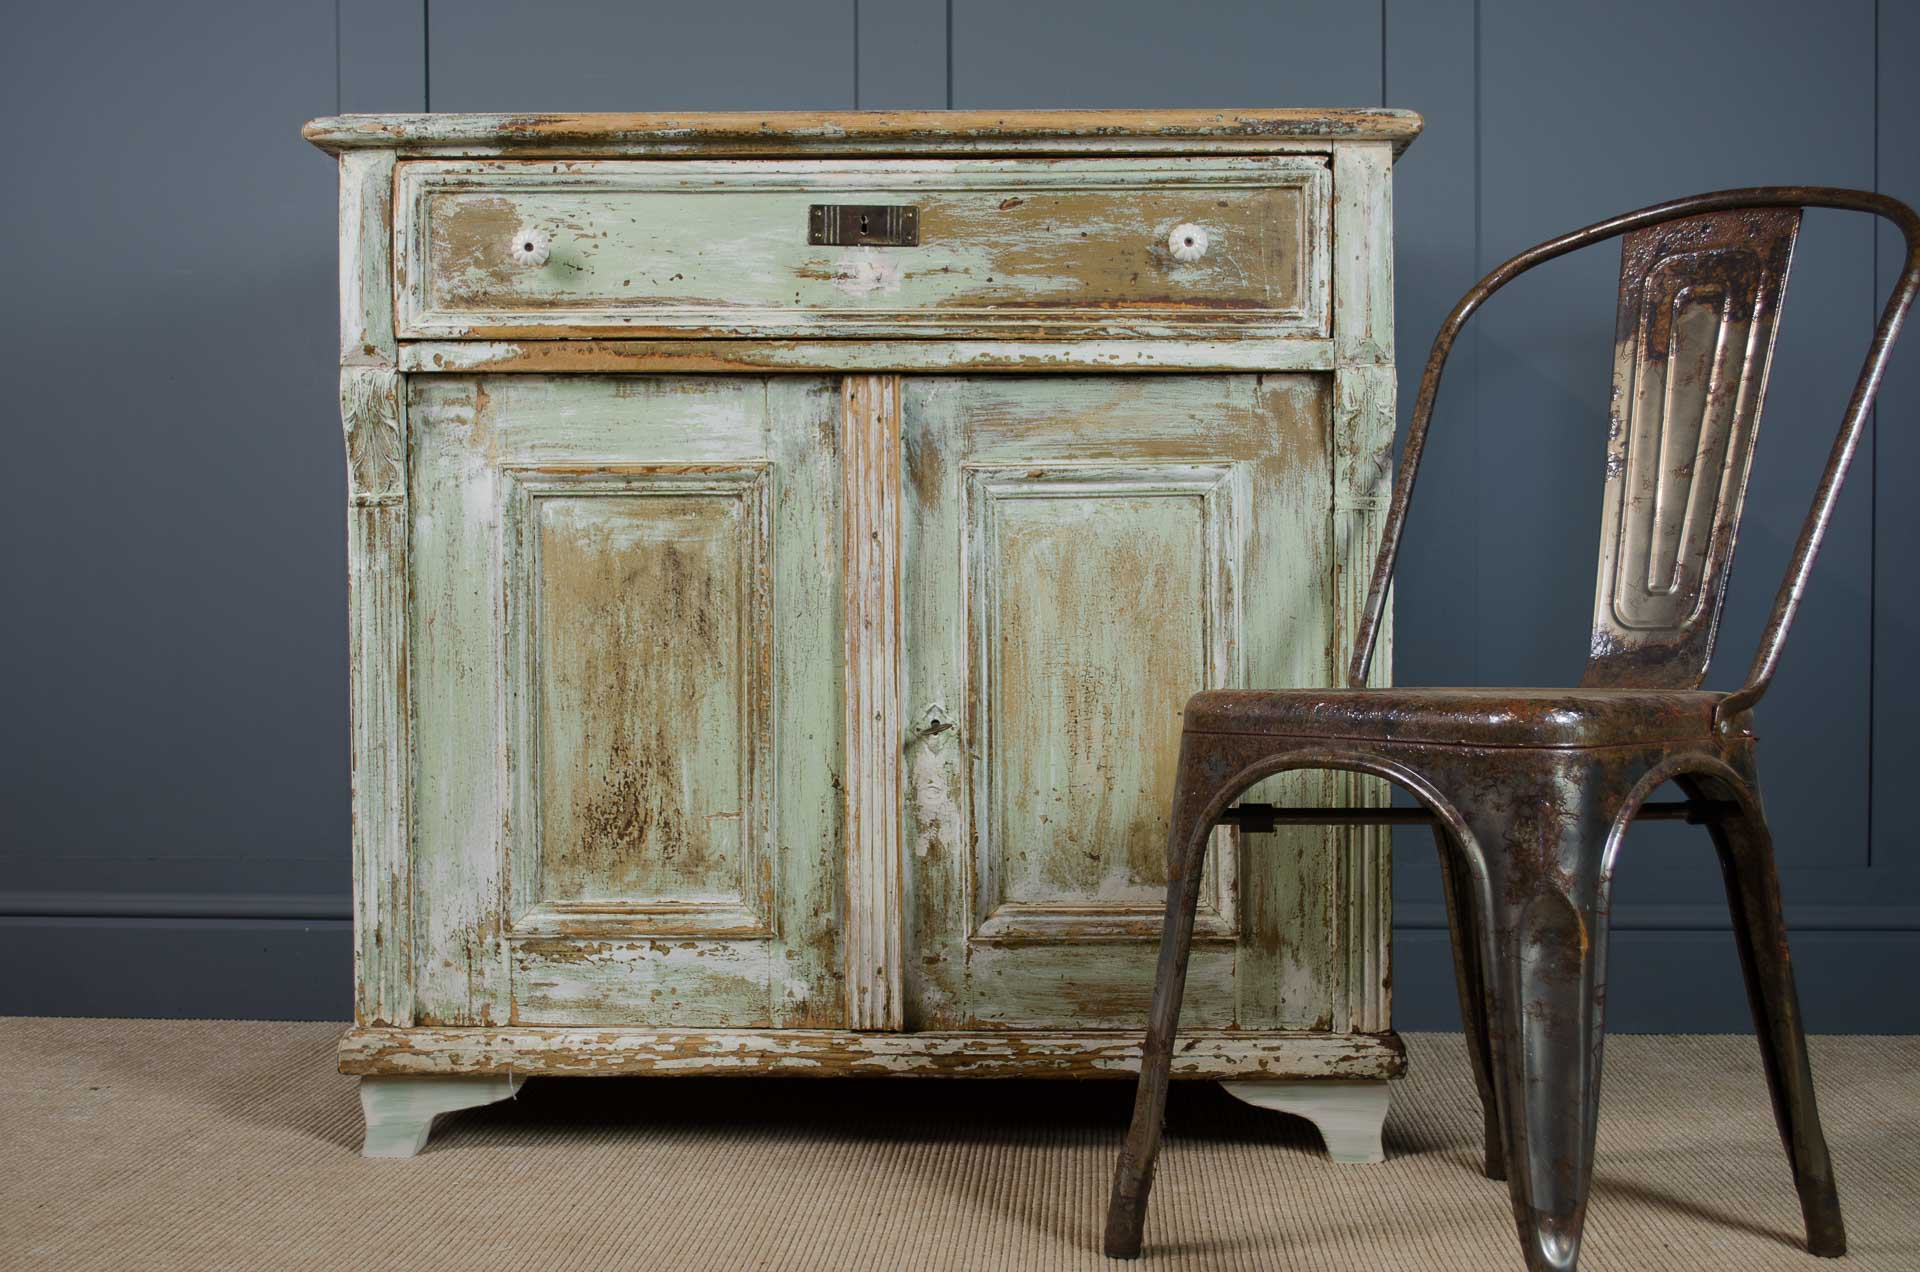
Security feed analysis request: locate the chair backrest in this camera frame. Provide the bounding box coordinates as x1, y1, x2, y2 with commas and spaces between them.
1583, 208, 1799, 689
1350, 188, 1920, 723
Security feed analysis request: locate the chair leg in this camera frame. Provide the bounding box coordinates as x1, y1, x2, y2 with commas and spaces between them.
1434, 823, 1506, 1181
1693, 782, 1846, 1257
1467, 799, 1612, 1272
1104, 748, 1223, 1259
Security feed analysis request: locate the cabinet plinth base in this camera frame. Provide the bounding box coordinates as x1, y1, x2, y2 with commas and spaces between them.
358, 1074, 523, 1158
339, 1026, 1405, 1082
1218, 1079, 1393, 1164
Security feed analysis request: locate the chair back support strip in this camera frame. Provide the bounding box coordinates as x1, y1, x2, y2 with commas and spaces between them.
1584, 209, 1800, 689
1348, 187, 1920, 725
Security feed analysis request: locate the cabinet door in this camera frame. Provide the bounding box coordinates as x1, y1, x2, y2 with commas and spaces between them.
407, 376, 843, 1029
902, 376, 1337, 1031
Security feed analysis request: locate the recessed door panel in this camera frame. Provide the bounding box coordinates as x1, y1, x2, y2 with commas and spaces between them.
969, 464, 1240, 943
518, 469, 770, 937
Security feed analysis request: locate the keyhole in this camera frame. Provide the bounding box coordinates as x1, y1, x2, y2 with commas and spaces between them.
916, 702, 954, 740
859, 213, 871, 235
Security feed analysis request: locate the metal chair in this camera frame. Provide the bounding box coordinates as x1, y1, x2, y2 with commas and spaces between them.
1104, 187, 1920, 1272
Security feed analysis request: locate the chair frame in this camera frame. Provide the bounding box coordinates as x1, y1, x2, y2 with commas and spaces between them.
1104, 187, 1920, 1272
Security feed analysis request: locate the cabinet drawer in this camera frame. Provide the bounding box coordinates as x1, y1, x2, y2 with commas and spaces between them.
394, 157, 1329, 340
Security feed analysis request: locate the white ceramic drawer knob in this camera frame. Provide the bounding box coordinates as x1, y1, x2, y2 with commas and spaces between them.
1168, 223, 1209, 262
508, 227, 551, 267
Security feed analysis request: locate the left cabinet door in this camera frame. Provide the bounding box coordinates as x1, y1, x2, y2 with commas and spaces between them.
406, 376, 845, 1029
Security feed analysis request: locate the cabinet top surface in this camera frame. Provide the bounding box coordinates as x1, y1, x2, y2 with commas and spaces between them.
302, 108, 1423, 156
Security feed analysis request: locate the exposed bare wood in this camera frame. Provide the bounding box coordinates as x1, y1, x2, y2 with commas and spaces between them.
1331, 143, 1396, 368
319, 113, 1414, 1121
502, 464, 776, 948
392, 157, 1329, 341
338, 150, 396, 366
1329, 143, 1399, 1034
405, 377, 845, 1029
842, 376, 907, 1031
341, 366, 411, 1027
964, 462, 1243, 947
396, 338, 1337, 376
900, 376, 1339, 1033
304, 108, 1425, 156
339, 1026, 1407, 1080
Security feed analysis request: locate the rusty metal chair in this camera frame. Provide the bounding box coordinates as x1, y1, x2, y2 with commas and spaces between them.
1105, 188, 1920, 1272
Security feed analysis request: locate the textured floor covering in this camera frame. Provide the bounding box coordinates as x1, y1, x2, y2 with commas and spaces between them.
2, 1020, 1915, 1271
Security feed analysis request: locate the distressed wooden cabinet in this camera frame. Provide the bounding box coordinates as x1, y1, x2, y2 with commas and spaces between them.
304, 110, 1421, 1159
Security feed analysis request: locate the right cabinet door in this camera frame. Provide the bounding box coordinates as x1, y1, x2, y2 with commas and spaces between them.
901, 375, 1341, 1032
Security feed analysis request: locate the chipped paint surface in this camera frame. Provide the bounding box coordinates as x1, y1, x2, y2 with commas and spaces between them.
327, 119, 1409, 1085
842, 375, 906, 1030
394, 157, 1329, 340
829, 250, 907, 298
901, 374, 1344, 1031
397, 337, 1338, 375
533, 477, 761, 907
302, 107, 1425, 157
339, 1024, 1407, 1080
342, 366, 410, 1027
406, 376, 843, 1029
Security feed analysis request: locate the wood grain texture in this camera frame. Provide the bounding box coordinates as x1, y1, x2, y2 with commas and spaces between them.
397, 338, 1338, 375
338, 150, 396, 366
842, 376, 906, 1031
304, 108, 1424, 155
965, 461, 1243, 944
1328, 141, 1399, 1034
342, 366, 412, 1027
1331, 144, 1395, 368
393, 157, 1329, 340
324, 112, 1410, 1083
338, 1025, 1407, 1079
509, 466, 773, 939
406, 376, 845, 1030
901, 376, 1336, 1032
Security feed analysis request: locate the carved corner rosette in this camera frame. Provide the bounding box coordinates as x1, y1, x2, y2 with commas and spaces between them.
341, 367, 405, 506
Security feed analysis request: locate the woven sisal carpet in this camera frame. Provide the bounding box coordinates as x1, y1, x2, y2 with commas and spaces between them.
2, 1020, 1915, 1271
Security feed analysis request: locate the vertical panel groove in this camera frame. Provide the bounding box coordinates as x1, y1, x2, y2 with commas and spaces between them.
1331, 143, 1398, 1033
843, 375, 906, 1030
342, 367, 413, 1028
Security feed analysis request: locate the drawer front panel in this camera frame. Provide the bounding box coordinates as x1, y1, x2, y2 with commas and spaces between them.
395, 157, 1329, 340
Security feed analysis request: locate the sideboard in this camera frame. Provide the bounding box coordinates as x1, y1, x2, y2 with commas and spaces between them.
302, 109, 1422, 1159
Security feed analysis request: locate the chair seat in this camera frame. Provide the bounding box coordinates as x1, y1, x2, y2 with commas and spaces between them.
1184, 687, 1742, 749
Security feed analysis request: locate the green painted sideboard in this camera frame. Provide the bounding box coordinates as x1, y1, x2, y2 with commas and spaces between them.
303, 109, 1422, 1159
